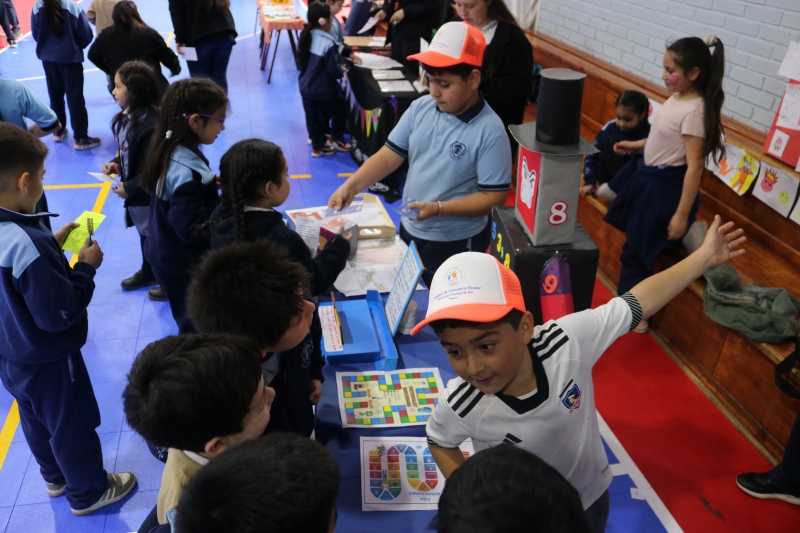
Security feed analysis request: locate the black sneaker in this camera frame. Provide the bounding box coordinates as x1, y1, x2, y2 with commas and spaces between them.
75, 137, 101, 150
120, 270, 158, 291
736, 472, 800, 505
148, 286, 168, 301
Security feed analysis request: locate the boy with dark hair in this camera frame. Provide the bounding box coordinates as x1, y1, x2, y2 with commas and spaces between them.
123, 333, 275, 525
187, 240, 322, 437
435, 444, 589, 533
414, 216, 746, 533
175, 433, 340, 533
329, 21, 512, 285
0, 122, 136, 515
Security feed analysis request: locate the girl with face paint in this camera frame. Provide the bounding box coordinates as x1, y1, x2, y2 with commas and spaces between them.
601, 35, 726, 333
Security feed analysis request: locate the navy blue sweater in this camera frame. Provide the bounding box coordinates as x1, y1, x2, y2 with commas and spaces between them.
0, 208, 95, 364
582, 118, 650, 187
299, 30, 347, 101
145, 145, 220, 274
32, 0, 94, 64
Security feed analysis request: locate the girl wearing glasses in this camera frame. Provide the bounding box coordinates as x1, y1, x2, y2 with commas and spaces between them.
141, 78, 228, 333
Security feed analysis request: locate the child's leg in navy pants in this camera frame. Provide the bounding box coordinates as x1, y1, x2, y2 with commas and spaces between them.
150, 267, 195, 333
0, 352, 107, 510
302, 98, 328, 150
42, 62, 89, 139
327, 98, 348, 142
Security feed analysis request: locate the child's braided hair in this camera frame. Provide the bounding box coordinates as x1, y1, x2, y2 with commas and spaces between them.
143, 78, 228, 195
215, 139, 287, 241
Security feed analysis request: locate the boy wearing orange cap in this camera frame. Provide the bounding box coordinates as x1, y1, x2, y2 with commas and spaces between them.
329, 22, 512, 285
415, 216, 746, 533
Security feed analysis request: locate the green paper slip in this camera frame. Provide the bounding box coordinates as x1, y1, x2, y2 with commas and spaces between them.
62, 211, 106, 255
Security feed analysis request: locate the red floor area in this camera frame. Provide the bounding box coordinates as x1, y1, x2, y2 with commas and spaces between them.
1, 0, 35, 47
592, 279, 800, 532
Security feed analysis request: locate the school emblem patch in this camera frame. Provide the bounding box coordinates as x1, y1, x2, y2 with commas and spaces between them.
450, 142, 467, 160
561, 383, 581, 413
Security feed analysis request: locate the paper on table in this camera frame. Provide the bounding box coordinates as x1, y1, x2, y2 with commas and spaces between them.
334, 237, 413, 296
182, 47, 198, 61
751, 164, 800, 218
360, 436, 474, 511
371, 70, 405, 80
87, 172, 119, 185
368, 37, 386, 47
354, 52, 404, 70
377, 80, 415, 93
383, 242, 422, 335
319, 305, 344, 352
62, 211, 106, 254
357, 16, 378, 34
294, 214, 321, 256
778, 42, 800, 82
776, 84, 800, 131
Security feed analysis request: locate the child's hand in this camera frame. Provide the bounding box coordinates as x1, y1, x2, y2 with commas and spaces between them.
409, 201, 439, 221
375, 10, 386, 21
101, 162, 116, 175
111, 182, 128, 199
328, 185, 356, 212
667, 213, 688, 240
309, 379, 323, 405
613, 141, 634, 155
579, 184, 595, 197
699, 215, 746, 268
53, 222, 79, 247
343, 230, 354, 241
78, 238, 104, 270
390, 9, 405, 23
177, 43, 185, 54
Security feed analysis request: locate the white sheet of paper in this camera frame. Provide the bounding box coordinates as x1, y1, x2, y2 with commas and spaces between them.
377, 80, 415, 93
368, 37, 386, 47
182, 47, 198, 61
319, 305, 343, 352
751, 164, 800, 218
294, 214, 321, 257
767, 129, 790, 158
371, 70, 405, 80
358, 16, 379, 34
776, 84, 800, 131
778, 42, 800, 81
383, 243, 422, 335
354, 52, 404, 70
87, 172, 118, 184
333, 237, 424, 296
360, 437, 474, 511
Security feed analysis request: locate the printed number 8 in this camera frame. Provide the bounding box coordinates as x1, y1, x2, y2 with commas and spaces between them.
543, 274, 558, 294
549, 202, 568, 225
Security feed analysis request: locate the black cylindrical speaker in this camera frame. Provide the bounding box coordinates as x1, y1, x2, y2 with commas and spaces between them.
535, 68, 586, 146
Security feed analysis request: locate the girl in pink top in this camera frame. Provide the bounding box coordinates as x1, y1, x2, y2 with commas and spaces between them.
603, 35, 726, 332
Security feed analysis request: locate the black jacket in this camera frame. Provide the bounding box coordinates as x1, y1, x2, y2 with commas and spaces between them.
383, 0, 439, 43
454, 19, 533, 130
168, 0, 237, 47
111, 108, 157, 219
88, 26, 180, 91
209, 206, 351, 296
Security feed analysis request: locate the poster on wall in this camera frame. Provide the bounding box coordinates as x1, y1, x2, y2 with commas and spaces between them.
707, 143, 761, 196
751, 164, 800, 218
791, 197, 800, 227
763, 80, 800, 167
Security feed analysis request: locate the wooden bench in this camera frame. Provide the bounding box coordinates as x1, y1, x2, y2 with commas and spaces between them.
525, 31, 800, 462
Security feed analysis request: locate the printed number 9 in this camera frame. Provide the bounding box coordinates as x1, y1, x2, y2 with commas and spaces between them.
543, 274, 558, 294
549, 202, 568, 225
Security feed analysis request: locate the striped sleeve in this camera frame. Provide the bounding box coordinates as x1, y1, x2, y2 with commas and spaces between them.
426, 379, 479, 449
620, 292, 643, 332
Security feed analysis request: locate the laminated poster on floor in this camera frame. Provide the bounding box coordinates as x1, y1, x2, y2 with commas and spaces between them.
337, 368, 444, 428
360, 437, 474, 511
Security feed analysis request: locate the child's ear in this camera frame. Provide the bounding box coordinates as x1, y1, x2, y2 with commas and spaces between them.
687, 66, 701, 82
204, 436, 227, 456
468, 69, 482, 91
518, 311, 535, 344
18, 171, 31, 194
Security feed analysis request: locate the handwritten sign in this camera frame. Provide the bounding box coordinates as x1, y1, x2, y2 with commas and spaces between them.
319, 305, 343, 352
62, 211, 106, 255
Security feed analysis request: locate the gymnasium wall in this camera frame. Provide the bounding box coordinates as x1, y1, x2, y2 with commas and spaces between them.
536, 0, 800, 133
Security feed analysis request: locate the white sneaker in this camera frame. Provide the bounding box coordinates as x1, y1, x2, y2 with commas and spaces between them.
71, 472, 137, 516
682, 220, 707, 253
596, 183, 617, 202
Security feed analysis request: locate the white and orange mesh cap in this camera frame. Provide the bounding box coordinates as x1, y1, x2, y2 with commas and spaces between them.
411, 252, 526, 336
408, 21, 485, 68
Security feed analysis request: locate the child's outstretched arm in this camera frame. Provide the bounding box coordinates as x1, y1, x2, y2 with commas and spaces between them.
429, 445, 466, 479
629, 215, 745, 319
328, 146, 404, 210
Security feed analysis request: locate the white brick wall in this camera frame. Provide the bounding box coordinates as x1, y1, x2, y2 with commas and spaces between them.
537, 0, 800, 132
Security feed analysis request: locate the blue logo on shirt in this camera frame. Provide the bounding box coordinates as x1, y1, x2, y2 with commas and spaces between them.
561, 383, 581, 413
450, 142, 467, 160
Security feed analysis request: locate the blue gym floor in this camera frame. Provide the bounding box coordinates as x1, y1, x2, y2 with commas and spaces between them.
0, 2, 674, 531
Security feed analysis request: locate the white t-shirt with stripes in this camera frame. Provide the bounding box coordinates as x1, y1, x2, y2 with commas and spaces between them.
426, 294, 642, 509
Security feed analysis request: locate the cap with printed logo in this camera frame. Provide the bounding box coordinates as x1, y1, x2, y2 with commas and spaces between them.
410, 252, 527, 336
407, 21, 485, 68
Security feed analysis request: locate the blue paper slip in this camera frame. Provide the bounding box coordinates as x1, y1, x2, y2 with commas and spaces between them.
394, 198, 420, 220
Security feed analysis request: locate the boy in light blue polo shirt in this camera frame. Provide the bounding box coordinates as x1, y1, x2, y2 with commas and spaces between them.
329, 21, 511, 284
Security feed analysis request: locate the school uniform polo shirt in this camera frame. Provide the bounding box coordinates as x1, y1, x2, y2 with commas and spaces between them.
426, 294, 644, 509
386, 94, 511, 242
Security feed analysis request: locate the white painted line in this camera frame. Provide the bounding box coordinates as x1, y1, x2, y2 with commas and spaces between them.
598, 412, 684, 533
16, 68, 101, 82
235, 32, 257, 42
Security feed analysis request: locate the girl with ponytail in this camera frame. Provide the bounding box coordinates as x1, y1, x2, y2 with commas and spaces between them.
141, 78, 228, 333
603, 35, 725, 333
209, 139, 351, 295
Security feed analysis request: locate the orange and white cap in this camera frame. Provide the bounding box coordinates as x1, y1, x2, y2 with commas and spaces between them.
407, 21, 485, 68
411, 252, 526, 336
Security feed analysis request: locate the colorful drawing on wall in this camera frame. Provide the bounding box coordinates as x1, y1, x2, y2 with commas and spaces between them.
360, 437, 474, 511
336, 369, 444, 428
751, 164, 800, 218
708, 143, 761, 196
768, 129, 790, 158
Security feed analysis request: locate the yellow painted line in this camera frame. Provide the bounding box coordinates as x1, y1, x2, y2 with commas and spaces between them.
0, 401, 20, 472
69, 182, 112, 267
337, 173, 353, 178
165, 31, 175, 47
44, 184, 103, 190
290, 174, 312, 179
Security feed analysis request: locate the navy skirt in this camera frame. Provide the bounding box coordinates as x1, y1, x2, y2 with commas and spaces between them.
604, 152, 699, 267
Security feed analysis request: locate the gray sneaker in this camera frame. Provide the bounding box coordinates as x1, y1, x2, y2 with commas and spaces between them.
71, 472, 137, 516
45, 482, 66, 497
